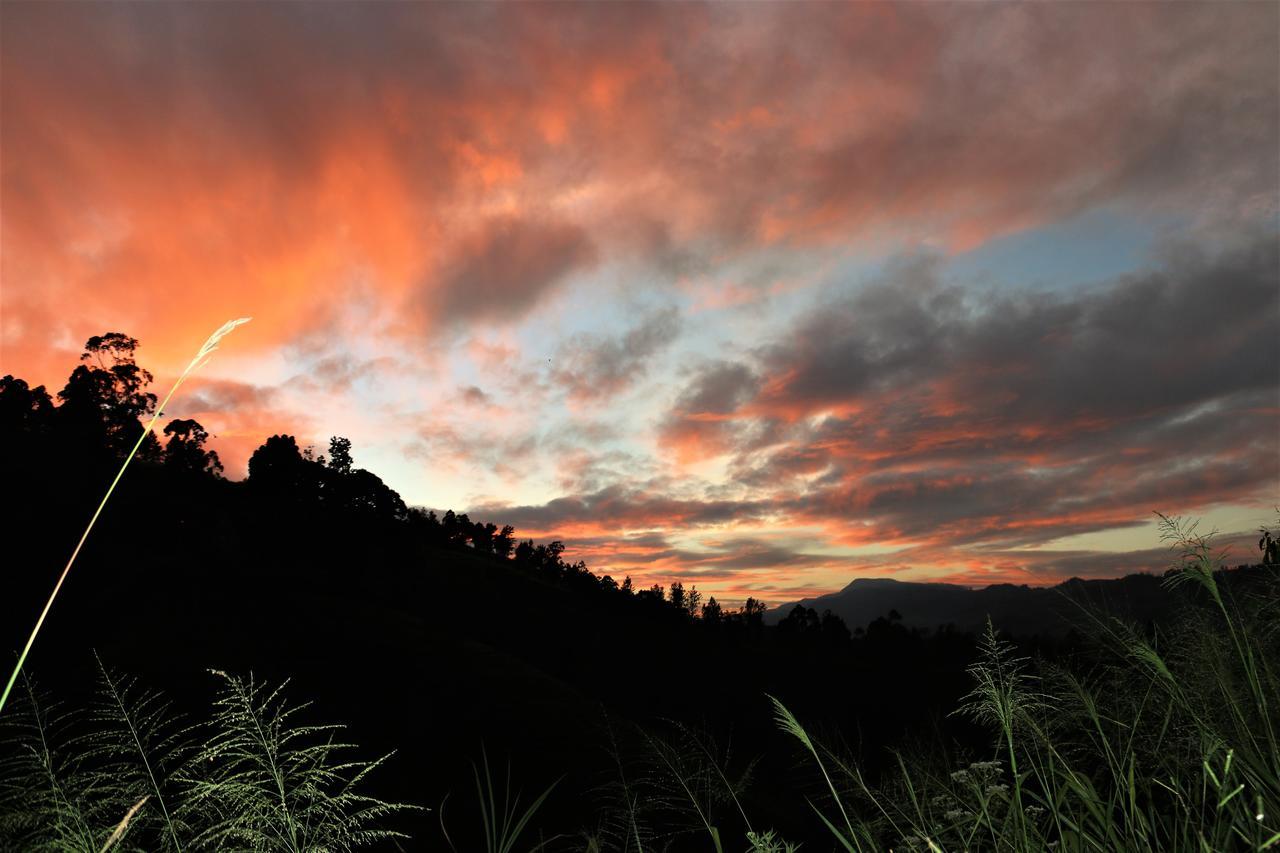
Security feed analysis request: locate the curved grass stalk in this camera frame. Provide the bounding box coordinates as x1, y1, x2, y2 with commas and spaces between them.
441, 746, 560, 853
0, 318, 251, 715
767, 694, 869, 852
92, 652, 184, 850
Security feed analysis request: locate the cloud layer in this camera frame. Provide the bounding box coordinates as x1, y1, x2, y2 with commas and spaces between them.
3, 2, 1276, 602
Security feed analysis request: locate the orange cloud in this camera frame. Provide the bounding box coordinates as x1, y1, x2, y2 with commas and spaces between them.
6, 2, 1274, 386
3, 3, 1276, 605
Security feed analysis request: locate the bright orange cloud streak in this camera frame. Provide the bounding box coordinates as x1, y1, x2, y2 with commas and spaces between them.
6, 3, 1272, 382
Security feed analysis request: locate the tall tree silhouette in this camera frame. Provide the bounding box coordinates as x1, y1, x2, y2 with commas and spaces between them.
162, 418, 223, 477
778, 604, 820, 635
56, 333, 160, 459
685, 585, 702, 618
701, 596, 722, 623
820, 609, 851, 643
493, 525, 515, 559
0, 376, 54, 456
472, 522, 497, 554
338, 468, 408, 520
248, 434, 312, 493
327, 436, 354, 475
442, 510, 465, 546
669, 581, 686, 613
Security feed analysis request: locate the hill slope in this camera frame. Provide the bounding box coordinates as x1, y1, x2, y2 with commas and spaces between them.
766, 574, 1175, 636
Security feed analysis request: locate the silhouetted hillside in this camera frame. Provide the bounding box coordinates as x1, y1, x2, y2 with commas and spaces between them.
3, 335, 1276, 849
767, 573, 1182, 637
0, 336, 996, 843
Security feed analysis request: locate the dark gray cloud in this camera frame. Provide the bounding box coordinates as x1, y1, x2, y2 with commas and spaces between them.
551, 448, 645, 495
427, 215, 597, 326
657, 360, 761, 458
459, 385, 491, 405
674, 361, 760, 415
551, 306, 682, 401
721, 232, 1280, 546
673, 538, 823, 572
761, 236, 1279, 422
408, 422, 542, 481
284, 354, 398, 394
468, 482, 769, 532
181, 378, 278, 413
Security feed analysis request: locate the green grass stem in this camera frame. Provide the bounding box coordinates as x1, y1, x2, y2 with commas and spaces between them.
0, 318, 250, 716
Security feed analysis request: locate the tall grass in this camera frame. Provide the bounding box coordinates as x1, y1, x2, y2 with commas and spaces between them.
0, 318, 252, 715
5, 514, 1274, 850
769, 514, 1279, 852
439, 746, 560, 853
0, 663, 411, 851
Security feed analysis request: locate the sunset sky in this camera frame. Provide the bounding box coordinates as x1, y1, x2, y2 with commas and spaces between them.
3, 2, 1277, 605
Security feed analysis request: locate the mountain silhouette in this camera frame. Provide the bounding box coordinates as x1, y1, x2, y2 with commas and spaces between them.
767, 573, 1179, 636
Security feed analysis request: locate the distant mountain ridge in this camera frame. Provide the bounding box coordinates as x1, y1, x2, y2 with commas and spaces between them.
766, 573, 1177, 637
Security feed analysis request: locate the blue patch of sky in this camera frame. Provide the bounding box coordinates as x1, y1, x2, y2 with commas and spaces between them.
506, 260, 651, 366
947, 208, 1185, 292
662, 245, 851, 364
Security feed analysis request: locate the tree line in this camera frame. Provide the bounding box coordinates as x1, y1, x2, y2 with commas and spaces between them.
1, 332, 799, 634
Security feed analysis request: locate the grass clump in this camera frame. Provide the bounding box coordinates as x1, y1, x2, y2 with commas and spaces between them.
439, 746, 560, 853
0, 662, 412, 852
769, 514, 1279, 852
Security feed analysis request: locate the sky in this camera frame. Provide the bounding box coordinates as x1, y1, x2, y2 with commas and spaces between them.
2, 2, 1278, 605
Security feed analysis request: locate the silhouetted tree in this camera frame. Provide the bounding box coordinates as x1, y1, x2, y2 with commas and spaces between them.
472, 522, 497, 553
408, 507, 441, 539
162, 418, 223, 477
742, 597, 766, 627
442, 510, 463, 546
0, 375, 53, 435
778, 605, 820, 635
865, 611, 915, 647
328, 436, 354, 475
533, 541, 566, 579
820, 609, 851, 644
701, 596, 722, 624
339, 468, 408, 520
620, 576, 634, 594
685, 586, 702, 619
56, 332, 160, 458
669, 581, 686, 613
639, 584, 665, 604
248, 434, 310, 492
493, 525, 515, 559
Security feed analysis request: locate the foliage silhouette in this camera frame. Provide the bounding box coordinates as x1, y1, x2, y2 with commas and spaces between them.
162, 419, 223, 477
56, 333, 159, 460
1, 320, 249, 716
3, 335, 1276, 848
0, 666, 410, 851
